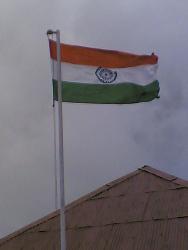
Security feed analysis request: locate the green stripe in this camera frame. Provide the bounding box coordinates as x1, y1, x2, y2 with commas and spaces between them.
52, 80, 160, 104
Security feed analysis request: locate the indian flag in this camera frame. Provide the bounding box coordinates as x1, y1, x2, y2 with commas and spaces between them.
49, 39, 159, 104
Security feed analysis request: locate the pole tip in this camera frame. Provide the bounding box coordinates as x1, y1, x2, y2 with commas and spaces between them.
47, 29, 55, 36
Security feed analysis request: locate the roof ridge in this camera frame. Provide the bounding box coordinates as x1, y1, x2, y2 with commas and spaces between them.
140, 165, 188, 187
66, 168, 141, 210
140, 165, 177, 181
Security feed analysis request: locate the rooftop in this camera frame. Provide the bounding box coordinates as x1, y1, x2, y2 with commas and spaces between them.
1, 165, 188, 249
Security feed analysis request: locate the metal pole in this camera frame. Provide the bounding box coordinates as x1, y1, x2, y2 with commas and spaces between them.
55, 30, 66, 250
47, 29, 66, 250
52, 104, 58, 210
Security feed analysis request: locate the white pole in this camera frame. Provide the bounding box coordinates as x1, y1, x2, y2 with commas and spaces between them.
47, 29, 66, 250
56, 30, 66, 250
52, 104, 58, 210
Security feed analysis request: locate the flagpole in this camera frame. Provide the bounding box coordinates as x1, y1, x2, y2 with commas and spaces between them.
47, 29, 66, 250
56, 29, 66, 250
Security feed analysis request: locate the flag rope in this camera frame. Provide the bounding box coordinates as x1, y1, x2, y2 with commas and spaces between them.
48, 32, 59, 211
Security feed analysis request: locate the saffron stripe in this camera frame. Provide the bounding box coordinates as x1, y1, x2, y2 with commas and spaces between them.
49, 40, 158, 68
52, 80, 160, 104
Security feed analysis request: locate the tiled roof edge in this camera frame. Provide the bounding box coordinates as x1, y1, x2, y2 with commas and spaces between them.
0, 210, 60, 246
0, 168, 141, 245
140, 165, 188, 187
140, 165, 177, 181
66, 169, 141, 210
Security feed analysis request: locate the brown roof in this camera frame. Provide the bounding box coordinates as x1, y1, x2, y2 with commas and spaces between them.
1, 165, 188, 249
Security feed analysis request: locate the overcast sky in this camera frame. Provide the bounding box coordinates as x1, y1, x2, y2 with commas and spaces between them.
0, 0, 188, 238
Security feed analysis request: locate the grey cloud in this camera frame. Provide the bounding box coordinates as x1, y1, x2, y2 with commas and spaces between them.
1, 0, 188, 238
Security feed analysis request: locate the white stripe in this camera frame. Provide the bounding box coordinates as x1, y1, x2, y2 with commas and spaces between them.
51, 60, 158, 85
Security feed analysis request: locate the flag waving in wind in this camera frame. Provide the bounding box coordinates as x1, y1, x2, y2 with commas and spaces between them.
49, 39, 159, 104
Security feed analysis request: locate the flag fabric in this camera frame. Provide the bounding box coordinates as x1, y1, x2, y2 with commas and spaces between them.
49, 39, 160, 104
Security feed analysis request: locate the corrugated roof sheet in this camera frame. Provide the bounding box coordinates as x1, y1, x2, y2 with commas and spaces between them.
1, 165, 188, 249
